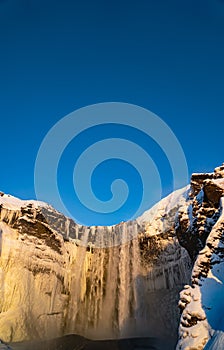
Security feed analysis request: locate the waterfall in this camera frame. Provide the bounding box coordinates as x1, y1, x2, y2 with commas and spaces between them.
0, 190, 192, 342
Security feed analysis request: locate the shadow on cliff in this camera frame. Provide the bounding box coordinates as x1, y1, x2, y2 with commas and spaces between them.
10, 334, 174, 350
201, 264, 224, 332
114, 271, 186, 350
10, 265, 186, 350
200, 267, 224, 349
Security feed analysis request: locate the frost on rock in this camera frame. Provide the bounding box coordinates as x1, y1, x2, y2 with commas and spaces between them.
176, 164, 224, 350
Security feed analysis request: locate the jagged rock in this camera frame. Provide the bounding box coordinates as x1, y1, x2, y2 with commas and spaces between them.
190, 173, 214, 197
176, 165, 224, 350
176, 168, 224, 261
203, 179, 224, 207
190, 164, 224, 198
214, 163, 224, 178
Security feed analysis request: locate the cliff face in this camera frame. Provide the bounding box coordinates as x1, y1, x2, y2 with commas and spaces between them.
2, 165, 224, 349
0, 188, 191, 343
176, 164, 224, 350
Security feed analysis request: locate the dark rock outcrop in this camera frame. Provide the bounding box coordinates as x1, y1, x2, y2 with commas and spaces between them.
176, 164, 224, 261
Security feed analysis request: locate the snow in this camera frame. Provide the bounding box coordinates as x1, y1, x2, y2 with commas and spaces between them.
212, 178, 224, 190
204, 331, 224, 350
0, 187, 191, 245
177, 197, 224, 349
0, 186, 190, 227
136, 185, 190, 225
204, 178, 224, 190
0, 192, 47, 210
178, 283, 210, 350
198, 199, 224, 336
207, 269, 222, 285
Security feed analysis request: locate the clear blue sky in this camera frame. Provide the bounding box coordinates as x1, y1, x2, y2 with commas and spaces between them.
0, 0, 224, 225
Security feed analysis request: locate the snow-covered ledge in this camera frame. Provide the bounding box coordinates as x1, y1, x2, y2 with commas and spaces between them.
177, 197, 224, 350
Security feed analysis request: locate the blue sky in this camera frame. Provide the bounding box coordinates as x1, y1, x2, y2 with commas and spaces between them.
0, 0, 224, 225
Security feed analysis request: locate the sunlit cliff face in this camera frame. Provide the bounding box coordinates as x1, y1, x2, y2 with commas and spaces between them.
2, 163, 224, 349
0, 186, 192, 343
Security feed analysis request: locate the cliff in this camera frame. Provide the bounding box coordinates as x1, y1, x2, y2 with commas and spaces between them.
176, 164, 224, 349
0, 188, 191, 345
1, 164, 224, 350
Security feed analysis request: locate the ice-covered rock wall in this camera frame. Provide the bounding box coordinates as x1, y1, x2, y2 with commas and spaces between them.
0, 189, 192, 343
176, 164, 224, 350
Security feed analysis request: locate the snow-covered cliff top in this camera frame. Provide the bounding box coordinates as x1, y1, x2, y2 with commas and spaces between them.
0, 192, 47, 211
